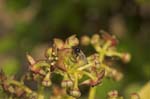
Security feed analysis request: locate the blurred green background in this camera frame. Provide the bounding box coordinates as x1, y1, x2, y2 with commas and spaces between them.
0, 0, 149, 98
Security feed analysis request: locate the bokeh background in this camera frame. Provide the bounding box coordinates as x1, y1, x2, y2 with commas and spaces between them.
0, 0, 149, 98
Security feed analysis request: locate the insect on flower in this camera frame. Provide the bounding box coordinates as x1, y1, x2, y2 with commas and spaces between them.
72, 47, 88, 65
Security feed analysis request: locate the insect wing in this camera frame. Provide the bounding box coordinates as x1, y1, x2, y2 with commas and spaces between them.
77, 50, 88, 65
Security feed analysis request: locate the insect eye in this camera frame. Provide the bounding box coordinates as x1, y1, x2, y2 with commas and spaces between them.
74, 47, 80, 53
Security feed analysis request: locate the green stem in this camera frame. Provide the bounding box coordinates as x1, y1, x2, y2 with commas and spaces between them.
36, 61, 50, 68
9, 96, 13, 99
8, 80, 32, 93
83, 71, 95, 80
74, 73, 78, 89
68, 96, 76, 99
37, 84, 44, 99
106, 51, 122, 57
103, 41, 111, 50
20, 74, 26, 84
88, 87, 97, 99
78, 63, 93, 71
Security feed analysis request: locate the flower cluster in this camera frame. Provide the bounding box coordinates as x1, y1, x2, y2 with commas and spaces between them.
107, 90, 140, 99
0, 32, 134, 99
0, 70, 37, 99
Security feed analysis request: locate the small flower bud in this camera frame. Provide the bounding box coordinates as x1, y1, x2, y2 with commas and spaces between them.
27, 92, 38, 99
121, 53, 131, 63
91, 34, 100, 45
42, 80, 51, 87
65, 35, 79, 47
130, 93, 140, 99
61, 80, 73, 88
52, 52, 56, 56
101, 30, 118, 47
80, 35, 90, 46
115, 73, 123, 81
7, 86, 15, 93
54, 56, 58, 61
111, 70, 123, 81
51, 61, 56, 66
45, 47, 53, 58
26, 54, 36, 65
69, 89, 81, 98
42, 73, 51, 87
107, 90, 118, 98
53, 38, 64, 50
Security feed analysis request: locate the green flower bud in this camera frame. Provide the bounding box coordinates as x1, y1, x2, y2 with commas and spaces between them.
61, 80, 73, 88
42, 80, 51, 87
45, 47, 53, 59
42, 73, 51, 87
53, 38, 64, 50
65, 34, 79, 48
69, 89, 81, 98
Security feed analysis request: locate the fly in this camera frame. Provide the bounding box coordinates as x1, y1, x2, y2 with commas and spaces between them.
72, 47, 88, 65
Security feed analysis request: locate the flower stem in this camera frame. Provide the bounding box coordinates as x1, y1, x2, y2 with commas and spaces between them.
88, 87, 97, 99
83, 71, 95, 79
9, 96, 13, 99
8, 80, 32, 93
78, 63, 93, 71
68, 96, 76, 99
74, 73, 78, 89
38, 84, 44, 99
